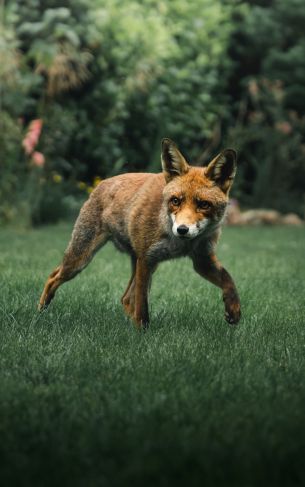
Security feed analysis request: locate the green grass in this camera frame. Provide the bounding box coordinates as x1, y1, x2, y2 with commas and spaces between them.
1, 224, 305, 486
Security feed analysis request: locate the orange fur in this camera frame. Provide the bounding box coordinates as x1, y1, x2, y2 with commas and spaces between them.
39, 139, 240, 328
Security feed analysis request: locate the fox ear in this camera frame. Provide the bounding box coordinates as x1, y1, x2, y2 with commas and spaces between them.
161, 138, 189, 183
205, 149, 237, 193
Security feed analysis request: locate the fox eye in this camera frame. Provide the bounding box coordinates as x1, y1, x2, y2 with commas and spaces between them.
170, 197, 181, 206
197, 200, 211, 210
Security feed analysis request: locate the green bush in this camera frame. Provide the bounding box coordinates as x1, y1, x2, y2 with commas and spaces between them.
226, 0, 305, 216
1, 0, 305, 225
227, 79, 305, 215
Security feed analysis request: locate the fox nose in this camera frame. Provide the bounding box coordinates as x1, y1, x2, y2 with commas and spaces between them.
177, 225, 189, 236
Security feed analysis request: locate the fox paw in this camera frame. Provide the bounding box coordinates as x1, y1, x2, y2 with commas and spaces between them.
38, 299, 50, 312
225, 304, 241, 325
122, 301, 135, 319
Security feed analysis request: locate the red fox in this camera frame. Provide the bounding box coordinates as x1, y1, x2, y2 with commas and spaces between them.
39, 139, 241, 328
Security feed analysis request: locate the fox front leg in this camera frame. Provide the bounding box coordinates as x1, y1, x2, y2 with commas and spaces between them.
192, 253, 241, 325
133, 258, 153, 329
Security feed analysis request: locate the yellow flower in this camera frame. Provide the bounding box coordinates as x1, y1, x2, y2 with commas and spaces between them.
87, 186, 94, 194
93, 176, 102, 188
77, 181, 87, 190
53, 173, 62, 183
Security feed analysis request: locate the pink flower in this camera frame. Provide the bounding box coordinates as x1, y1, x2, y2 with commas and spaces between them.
22, 119, 43, 155
31, 151, 45, 167
22, 138, 33, 155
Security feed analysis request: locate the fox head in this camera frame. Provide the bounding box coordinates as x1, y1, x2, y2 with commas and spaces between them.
161, 138, 237, 239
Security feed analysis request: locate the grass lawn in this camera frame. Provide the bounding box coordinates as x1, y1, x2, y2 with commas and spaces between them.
0, 223, 305, 486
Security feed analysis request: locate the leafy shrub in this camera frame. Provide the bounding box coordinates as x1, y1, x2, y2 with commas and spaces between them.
228, 80, 305, 215
226, 0, 305, 216
2, 0, 305, 226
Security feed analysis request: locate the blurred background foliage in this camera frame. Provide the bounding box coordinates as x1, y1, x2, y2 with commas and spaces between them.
1, 0, 305, 226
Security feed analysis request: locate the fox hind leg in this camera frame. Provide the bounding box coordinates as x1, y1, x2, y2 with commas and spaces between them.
39, 202, 108, 310
122, 258, 157, 327
39, 231, 108, 310
121, 256, 136, 318
39, 265, 62, 310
